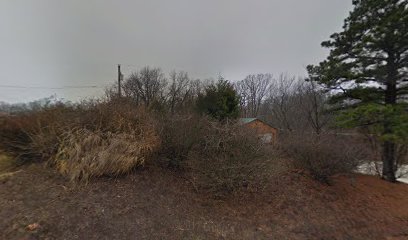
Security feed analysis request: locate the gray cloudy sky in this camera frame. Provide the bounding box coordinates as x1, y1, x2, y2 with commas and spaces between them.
0, 0, 352, 103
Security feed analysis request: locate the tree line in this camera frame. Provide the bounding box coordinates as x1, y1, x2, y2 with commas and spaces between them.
107, 67, 330, 135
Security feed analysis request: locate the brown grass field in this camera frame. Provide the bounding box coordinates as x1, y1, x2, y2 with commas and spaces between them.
1, 158, 408, 240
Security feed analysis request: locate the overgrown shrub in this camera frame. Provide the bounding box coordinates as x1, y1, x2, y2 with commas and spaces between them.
0, 104, 74, 164
187, 121, 279, 195
156, 114, 206, 168
158, 115, 284, 196
0, 115, 36, 162
280, 134, 366, 184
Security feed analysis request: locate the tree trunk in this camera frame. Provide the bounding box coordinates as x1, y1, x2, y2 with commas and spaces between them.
382, 54, 398, 182
382, 140, 396, 182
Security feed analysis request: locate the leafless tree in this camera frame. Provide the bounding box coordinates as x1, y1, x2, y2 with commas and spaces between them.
259, 74, 332, 134
183, 78, 209, 109
122, 66, 167, 106
262, 74, 304, 131
234, 81, 249, 117
167, 70, 191, 114
297, 79, 332, 135
235, 73, 272, 117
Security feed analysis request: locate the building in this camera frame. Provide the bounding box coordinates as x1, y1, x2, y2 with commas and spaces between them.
239, 118, 277, 144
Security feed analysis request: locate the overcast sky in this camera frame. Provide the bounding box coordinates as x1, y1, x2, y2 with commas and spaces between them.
0, 0, 352, 103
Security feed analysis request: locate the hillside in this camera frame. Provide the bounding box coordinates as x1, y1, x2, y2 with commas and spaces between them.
1, 163, 408, 240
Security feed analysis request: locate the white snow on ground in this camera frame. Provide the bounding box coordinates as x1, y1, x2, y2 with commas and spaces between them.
399, 178, 408, 184
357, 162, 408, 184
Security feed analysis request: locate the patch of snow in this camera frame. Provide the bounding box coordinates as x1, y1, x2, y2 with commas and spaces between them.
357, 162, 408, 184
398, 178, 408, 184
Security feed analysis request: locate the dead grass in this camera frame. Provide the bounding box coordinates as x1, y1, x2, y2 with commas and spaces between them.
0, 170, 22, 182
54, 128, 159, 182
0, 151, 19, 182
1, 163, 408, 240
0, 152, 16, 173
0, 100, 161, 182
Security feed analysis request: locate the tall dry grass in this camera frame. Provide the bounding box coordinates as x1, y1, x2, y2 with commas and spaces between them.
54, 128, 159, 182
0, 99, 160, 182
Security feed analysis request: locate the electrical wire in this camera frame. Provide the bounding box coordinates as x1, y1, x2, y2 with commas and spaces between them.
0, 84, 109, 89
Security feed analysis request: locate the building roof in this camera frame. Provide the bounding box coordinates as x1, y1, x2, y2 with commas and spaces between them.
239, 117, 277, 130
239, 118, 257, 124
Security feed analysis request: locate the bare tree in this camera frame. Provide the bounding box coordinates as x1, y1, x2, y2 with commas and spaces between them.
262, 74, 304, 131
297, 79, 332, 135
167, 70, 190, 114
182, 78, 209, 111
234, 81, 249, 117
235, 73, 272, 117
259, 75, 332, 134
122, 67, 167, 106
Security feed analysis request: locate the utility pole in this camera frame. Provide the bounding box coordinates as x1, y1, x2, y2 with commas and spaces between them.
117, 64, 122, 97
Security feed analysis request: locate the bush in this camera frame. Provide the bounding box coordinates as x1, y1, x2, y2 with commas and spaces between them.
196, 78, 240, 121
280, 134, 366, 184
0, 104, 74, 164
187, 120, 279, 195
156, 114, 206, 168
158, 115, 283, 196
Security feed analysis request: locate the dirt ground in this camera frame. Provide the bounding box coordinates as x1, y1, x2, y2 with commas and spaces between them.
1, 163, 408, 240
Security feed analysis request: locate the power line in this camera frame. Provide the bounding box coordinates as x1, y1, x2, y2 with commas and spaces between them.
0, 84, 108, 89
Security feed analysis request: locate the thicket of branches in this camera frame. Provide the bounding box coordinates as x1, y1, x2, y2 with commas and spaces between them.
102, 67, 332, 135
